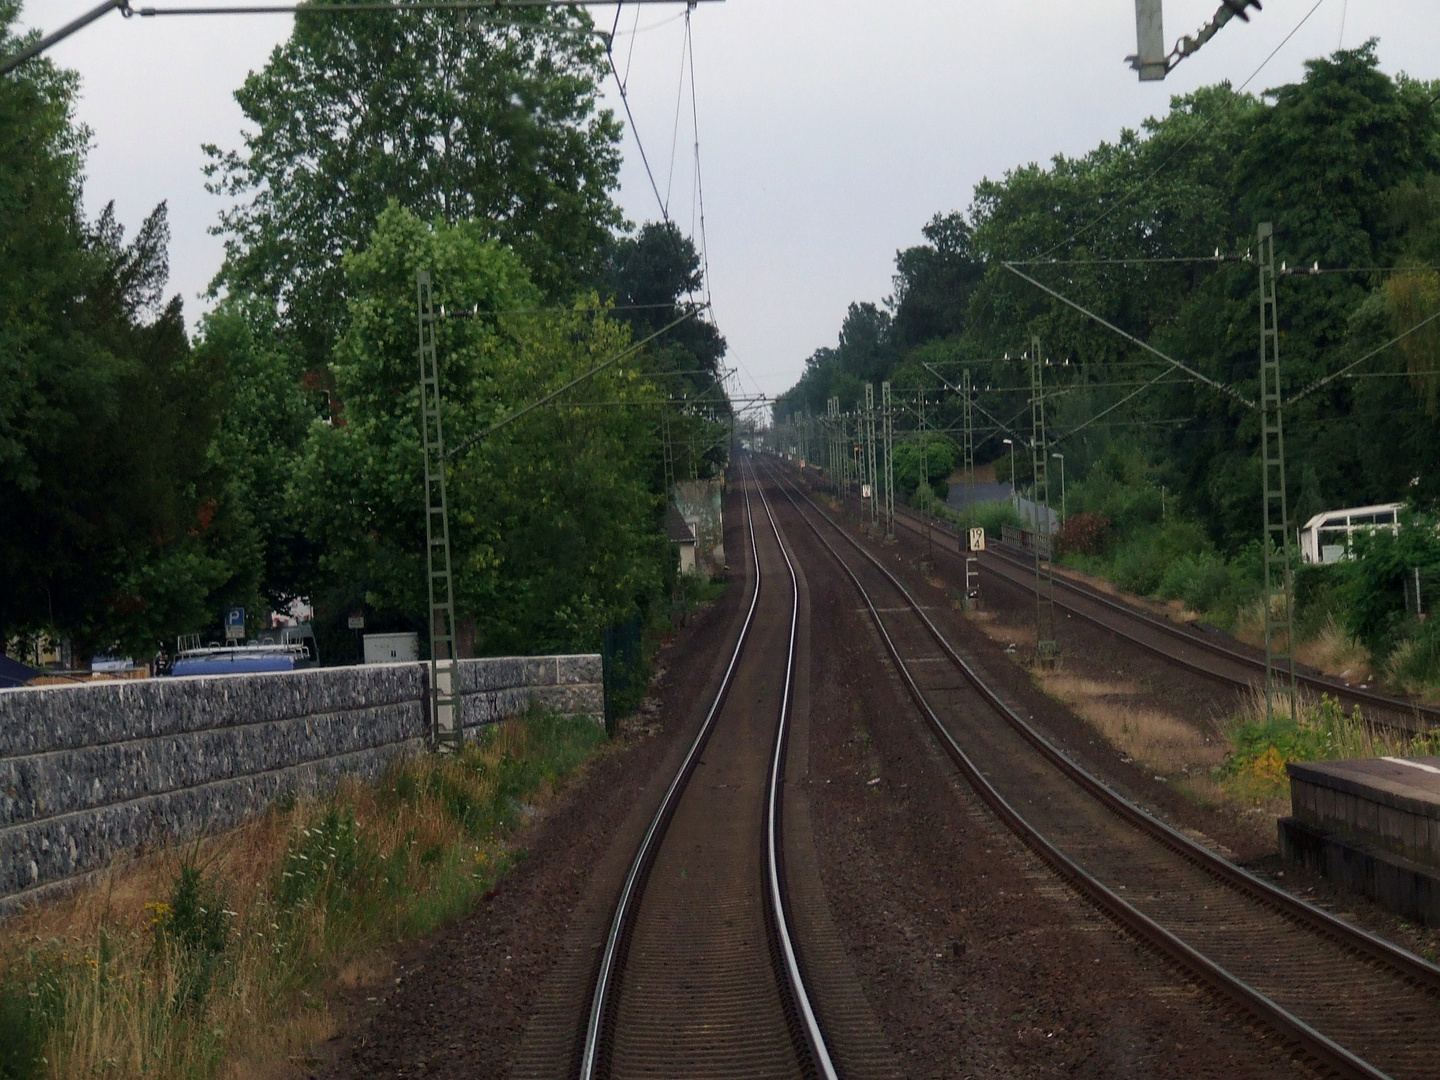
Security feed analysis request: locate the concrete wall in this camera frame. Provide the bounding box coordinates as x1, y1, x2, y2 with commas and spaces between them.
1288, 766, 1440, 870
0, 655, 602, 909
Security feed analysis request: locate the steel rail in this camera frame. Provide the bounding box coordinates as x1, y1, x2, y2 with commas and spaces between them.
579, 461, 833, 1080
889, 503, 1437, 731
751, 459, 841, 1080
764, 459, 1440, 1080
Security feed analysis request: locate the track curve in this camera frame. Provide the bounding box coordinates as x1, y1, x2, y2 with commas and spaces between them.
886, 500, 1438, 733
764, 459, 1440, 1080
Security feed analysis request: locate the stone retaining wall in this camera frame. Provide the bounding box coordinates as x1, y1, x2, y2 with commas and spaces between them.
0, 655, 602, 909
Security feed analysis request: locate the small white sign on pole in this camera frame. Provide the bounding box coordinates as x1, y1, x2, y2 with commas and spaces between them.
969, 527, 986, 552
861, 484, 872, 499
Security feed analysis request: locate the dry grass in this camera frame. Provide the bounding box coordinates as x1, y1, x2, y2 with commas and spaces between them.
964, 610, 1035, 650
1035, 671, 1225, 776
0, 709, 607, 1080
1294, 617, 1374, 684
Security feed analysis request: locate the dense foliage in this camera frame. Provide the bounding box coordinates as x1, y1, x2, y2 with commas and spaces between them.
293, 205, 668, 655
776, 43, 1440, 681
1, 1, 723, 666
0, 6, 252, 662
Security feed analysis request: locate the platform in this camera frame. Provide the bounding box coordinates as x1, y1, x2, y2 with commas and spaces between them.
1279, 756, 1440, 926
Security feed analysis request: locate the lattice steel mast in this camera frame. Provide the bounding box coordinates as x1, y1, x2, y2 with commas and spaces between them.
1030, 336, 1058, 667
864, 383, 879, 528
827, 396, 840, 493
417, 271, 461, 751
882, 380, 895, 538
962, 368, 975, 529
1258, 222, 1298, 724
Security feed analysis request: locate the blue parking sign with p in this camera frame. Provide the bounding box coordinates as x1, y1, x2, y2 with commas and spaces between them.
226, 608, 245, 629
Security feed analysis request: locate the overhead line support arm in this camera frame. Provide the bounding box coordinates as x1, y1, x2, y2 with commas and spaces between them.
1000, 262, 1255, 409
921, 361, 1026, 446
1, 0, 722, 75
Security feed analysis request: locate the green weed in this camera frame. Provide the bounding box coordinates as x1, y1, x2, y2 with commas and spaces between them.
1217, 692, 1440, 801
0, 705, 607, 1080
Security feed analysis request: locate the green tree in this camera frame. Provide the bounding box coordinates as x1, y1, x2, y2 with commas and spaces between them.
290, 205, 667, 655
205, 2, 623, 373
1, 8, 242, 660
605, 222, 729, 479
194, 298, 323, 614
890, 212, 985, 351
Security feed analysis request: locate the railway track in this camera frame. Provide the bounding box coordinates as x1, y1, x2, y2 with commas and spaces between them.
763, 459, 1440, 1080
579, 460, 836, 1080
880, 498, 1439, 733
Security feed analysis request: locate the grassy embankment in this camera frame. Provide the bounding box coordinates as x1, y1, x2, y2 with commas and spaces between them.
0, 707, 607, 1080
932, 459, 1440, 812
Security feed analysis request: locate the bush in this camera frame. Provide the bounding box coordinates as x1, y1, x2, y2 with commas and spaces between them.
1109, 520, 1212, 598
1156, 553, 1237, 615
938, 499, 1021, 539
1340, 509, 1440, 658
1293, 562, 1349, 640
0, 969, 59, 1080
1387, 618, 1440, 691
1220, 692, 1440, 800
1054, 512, 1110, 557
153, 864, 232, 1010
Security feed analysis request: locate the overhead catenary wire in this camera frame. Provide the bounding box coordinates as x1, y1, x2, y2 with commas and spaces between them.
446, 306, 697, 460
435, 300, 697, 318
606, 44, 669, 222
1287, 305, 1440, 406
1001, 262, 1255, 408
661, 7, 689, 217
0, 0, 719, 75
686, 5, 714, 316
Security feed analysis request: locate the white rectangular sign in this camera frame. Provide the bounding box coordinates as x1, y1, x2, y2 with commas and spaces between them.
861, 484, 872, 499
969, 527, 986, 552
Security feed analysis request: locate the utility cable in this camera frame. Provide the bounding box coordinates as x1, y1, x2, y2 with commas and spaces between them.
1054, 369, 1181, 445
1006, 253, 1251, 267
446, 307, 696, 460
1287, 306, 1440, 406
620, 2, 641, 86
687, 6, 713, 316
1000, 262, 1254, 408
921, 361, 1026, 444
662, 10, 688, 217
606, 45, 668, 222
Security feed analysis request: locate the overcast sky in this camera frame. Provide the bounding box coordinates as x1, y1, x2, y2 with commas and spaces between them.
23, 0, 1440, 403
